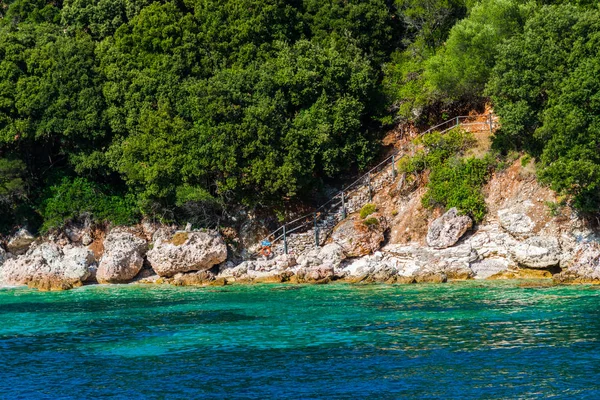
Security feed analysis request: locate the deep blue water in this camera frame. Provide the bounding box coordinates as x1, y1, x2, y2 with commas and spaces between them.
1, 281, 600, 399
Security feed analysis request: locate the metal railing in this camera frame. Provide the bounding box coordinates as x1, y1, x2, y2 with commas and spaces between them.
259, 113, 496, 256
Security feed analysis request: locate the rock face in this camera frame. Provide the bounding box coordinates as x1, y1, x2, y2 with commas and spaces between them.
172, 270, 217, 286
0, 246, 6, 266
498, 208, 534, 238
330, 214, 387, 257
554, 241, 600, 284
426, 208, 473, 249
0, 243, 95, 290
291, 244, 345, 283
510, 236, 561, 268
7, 228, 36, 255
96, 231, 148, 284
470, 258, 512, 279
219, 254, 297, 283
147, 231, 227, 277
294, 264, 336, 283
338, 250, 449, 284
296, 243, 345, 270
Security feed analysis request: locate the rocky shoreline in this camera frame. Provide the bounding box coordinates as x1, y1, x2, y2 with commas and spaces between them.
1, 158, 599, 291
0, 205, 598, 291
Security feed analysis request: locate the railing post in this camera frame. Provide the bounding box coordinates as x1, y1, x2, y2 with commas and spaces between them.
314, 212, 319, 247
341, 192, 346, 220
368, 173, 373, 201
283, 224, 288, 255
455, 116, 459, 127
489, 113, 493, 133
392, 154, 397, 178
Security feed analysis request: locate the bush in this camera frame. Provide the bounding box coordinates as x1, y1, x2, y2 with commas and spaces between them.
402, 128, 477, 174
360, 203, 377, 219
363, 217, 380, 227
422, 156, 494, 222
402, 128, 494, 222
39, 178, 139, 232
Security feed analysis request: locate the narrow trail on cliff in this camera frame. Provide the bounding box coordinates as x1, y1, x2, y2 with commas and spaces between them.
260, 113, 498, 258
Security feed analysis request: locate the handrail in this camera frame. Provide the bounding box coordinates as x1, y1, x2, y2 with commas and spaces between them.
259, 113, 495, 254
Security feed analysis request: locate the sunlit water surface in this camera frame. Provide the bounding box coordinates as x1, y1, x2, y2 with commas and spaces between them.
1, 281, 600, 399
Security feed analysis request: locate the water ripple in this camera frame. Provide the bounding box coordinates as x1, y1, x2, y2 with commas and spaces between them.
1, 281, 599, 398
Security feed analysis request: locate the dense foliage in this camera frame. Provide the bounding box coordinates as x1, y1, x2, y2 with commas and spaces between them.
0, 0, 598, 233
488, 4, 600, 213
0, 0, 401, 232
387, 0, 600, 216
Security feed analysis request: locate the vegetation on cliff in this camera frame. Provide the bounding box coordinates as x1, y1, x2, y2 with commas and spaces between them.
0, 0, 598, 234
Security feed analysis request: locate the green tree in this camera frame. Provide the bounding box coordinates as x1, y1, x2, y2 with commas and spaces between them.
395, 0, 467, 49
1, 0, 61, 25
425, 0, 528, 105
488, 4, 600, 212
61, 0, 160, 39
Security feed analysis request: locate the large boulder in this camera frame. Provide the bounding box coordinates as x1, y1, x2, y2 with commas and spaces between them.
510, 236, 561, 268
0, 243, 95, 290
147, 231, 227, 277
96, 231, 148, 284
330, 214, 387, 257
296, 243, 345, 270
7, 228, 36, 255
342, 254, 401, 283
426, 208, 473, 249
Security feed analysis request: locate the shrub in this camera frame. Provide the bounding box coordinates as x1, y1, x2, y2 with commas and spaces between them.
360, 203, 377, 219
363, 217, 380, 227
402, 128, 494, 222
402, 128, 477, 175
422, 156, 494, 222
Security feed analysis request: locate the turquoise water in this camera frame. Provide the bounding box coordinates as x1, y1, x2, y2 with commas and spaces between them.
1, 282, 600, 399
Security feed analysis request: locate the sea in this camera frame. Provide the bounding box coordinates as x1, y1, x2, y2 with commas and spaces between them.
1, 281, 599, 399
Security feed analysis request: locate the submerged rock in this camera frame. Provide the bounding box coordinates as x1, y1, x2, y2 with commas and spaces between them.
148, 231, 227, 277
426, 208, 472, 249
96, 231, 147, 284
